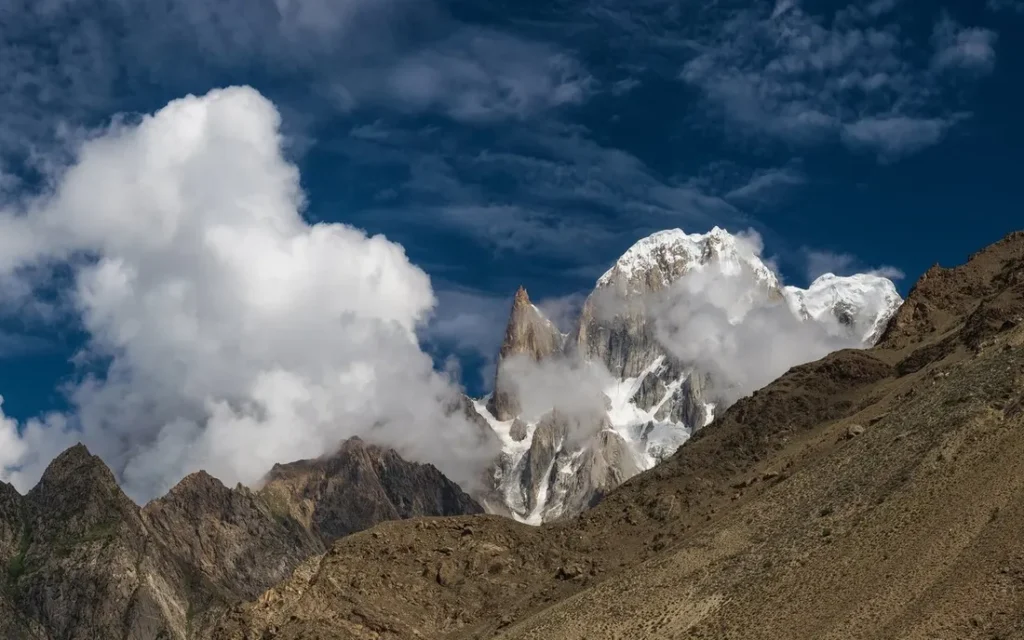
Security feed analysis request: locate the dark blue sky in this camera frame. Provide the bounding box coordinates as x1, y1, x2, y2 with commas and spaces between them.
0, 0, 1022, 415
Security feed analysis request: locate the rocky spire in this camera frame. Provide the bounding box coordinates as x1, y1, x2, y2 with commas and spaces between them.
487, 286, 564, 420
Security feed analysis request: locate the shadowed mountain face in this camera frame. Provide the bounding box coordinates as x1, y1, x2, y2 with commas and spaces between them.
258, 436, 484, 545
211, 230, 1024, 640
0, 438, 482, 639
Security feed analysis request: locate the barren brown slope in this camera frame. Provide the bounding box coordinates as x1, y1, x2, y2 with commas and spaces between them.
212, 230, 1024, 640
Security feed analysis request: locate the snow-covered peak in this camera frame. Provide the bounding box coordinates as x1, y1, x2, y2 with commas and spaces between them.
596, 227, 779, 293
596, 229, 696, 287
785, 272, 902, 345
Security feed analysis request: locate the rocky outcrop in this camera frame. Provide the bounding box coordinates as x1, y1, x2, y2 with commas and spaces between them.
520, 412, 570, 515
546, 430, 644, 519
488, 286, 564, 420
142, 471, 324, 604
632, 357, 685, 411
258, 437, 484, 545
654, 371, 711, 429
879, 231, 1024, 351
572, 286, 659, 380
0, 481, 22, 567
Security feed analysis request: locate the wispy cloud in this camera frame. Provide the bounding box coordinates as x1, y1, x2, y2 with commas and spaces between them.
841, 117, 956, 163
372, 32, 593, 122
725, 167, 806, 205
340, 119, 748, 269
931, 14, 998, 74
867, 265, 907, 280
865, 0, 901, 18
679, 1, 997, 160
804, 249, 905, 282
0, 0, 594, 172
536, 291, 588, 334
987, 0, 1024, 14
0, 331, 54, 359
433, 205, 618, 258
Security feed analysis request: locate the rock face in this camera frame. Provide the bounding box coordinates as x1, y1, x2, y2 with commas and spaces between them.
0, 481, 22, 566
0, 438, 483, 639
478, 227, 903, 524
142, 471, 324, 607
487, 286, 565, 420
258, 437, 483, 545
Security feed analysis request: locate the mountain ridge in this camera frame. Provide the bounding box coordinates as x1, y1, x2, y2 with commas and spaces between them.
0, 437, 484, 639
211, 227, 1024, 640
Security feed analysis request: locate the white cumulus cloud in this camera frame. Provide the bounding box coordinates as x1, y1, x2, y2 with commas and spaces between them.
0, 86, 498, 501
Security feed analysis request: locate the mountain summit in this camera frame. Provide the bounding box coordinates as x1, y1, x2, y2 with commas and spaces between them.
476, 227, 903, 523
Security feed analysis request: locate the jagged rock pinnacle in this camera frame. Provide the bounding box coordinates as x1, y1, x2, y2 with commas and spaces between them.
487, 286, 563, 420
513, 285, 530, 306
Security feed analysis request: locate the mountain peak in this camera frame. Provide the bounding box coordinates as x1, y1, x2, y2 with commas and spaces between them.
25, 443, 141, 548
513, 285, 531, 306
785, 272, 903, 344
161, 469, 227, 500
32, 443, 116, 493
488, 286, 564, 420
596, 226, 778, 293
259, 437, 483, 544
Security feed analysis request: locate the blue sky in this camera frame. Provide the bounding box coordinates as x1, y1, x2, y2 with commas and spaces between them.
0, 0, 1022, 417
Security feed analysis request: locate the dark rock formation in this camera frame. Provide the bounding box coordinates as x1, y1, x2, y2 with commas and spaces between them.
520, 412, 570, 514
142, 471, 324, 603
654, 371, 711, 430
0, 481, 22, 567
509, 418, 529, 442
258, 437, 484, 545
